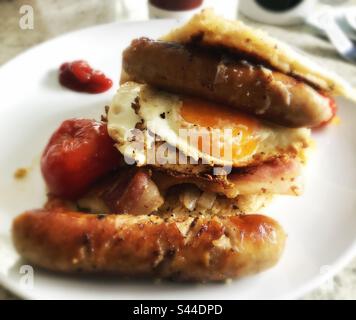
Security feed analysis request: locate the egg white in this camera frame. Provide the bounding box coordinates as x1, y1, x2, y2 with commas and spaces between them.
108, 82, 311, 167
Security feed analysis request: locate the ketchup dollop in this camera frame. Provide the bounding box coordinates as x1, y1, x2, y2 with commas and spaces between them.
59, 60, 113, 93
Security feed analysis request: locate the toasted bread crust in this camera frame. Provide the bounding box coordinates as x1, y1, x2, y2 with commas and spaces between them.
12, 203, 285, 281
162, 9, 356, 101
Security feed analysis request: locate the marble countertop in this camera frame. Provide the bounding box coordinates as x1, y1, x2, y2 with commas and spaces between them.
1, 0, 356, 300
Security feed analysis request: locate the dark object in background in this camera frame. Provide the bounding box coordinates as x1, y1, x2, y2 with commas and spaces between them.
239, 0, 316, 26
149, 0, 203, 11
256, 0, 303, 12
148, 0, 204, 19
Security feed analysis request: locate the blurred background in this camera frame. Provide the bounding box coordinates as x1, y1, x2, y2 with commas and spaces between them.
2, 0, 356, 67
1, 0, 356, 300
1, 0, 356, 63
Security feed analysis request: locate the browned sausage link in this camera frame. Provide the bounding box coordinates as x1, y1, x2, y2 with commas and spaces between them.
122, 38, 332, 128
12, 209, 286, 281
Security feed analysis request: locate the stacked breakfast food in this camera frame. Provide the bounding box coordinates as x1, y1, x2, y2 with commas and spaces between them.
12, 10, 355, 281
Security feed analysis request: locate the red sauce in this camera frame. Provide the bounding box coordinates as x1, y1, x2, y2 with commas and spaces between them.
149, 0, 203, 11
59, 60, 113, 94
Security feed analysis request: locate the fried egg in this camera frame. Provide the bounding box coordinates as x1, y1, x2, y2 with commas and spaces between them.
108, 82, 310, 168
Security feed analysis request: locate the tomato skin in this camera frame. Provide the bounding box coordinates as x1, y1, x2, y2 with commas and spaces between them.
41, 119, 122, 199
315, 95, 338, 129
329, 96, 337, 118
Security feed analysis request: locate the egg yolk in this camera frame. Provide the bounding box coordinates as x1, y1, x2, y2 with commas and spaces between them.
180, 97, 259, 163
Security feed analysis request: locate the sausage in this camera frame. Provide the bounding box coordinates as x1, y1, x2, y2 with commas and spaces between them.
12, 204, 286, 281
122, 38, 332, 128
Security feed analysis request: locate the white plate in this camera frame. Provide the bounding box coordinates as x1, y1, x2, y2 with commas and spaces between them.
1, 20, 356, 300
